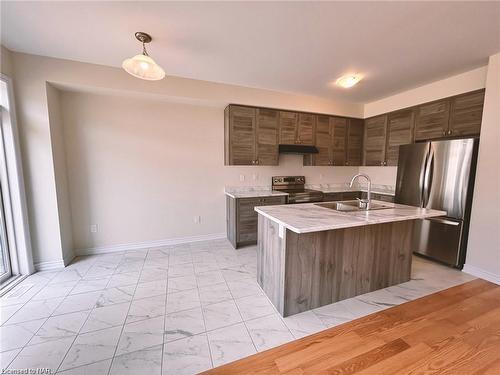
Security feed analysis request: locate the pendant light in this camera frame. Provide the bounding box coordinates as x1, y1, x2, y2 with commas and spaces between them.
122, 32, 165, 81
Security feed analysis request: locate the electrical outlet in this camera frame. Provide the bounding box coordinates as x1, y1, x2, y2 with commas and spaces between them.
194, 216, 202, 224
239, 174, 245, 182
90, 224, 98, 233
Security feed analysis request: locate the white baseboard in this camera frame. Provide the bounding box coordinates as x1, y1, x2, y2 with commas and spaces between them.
76, 232, 227, 256
463, 264, 500, 285
34, 258, 66, 271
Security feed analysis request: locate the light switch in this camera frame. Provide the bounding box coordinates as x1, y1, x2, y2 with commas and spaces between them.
239, 174, 245, 182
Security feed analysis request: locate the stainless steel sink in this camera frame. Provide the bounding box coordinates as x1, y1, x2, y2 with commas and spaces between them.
315, 200, 392, 212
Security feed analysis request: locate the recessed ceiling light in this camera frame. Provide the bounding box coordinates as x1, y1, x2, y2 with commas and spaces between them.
335, 74, 362, 88
122, 32, 166, 81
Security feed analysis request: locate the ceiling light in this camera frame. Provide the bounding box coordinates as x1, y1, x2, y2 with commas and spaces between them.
335, 74, 362, 88
122, 32, 165, 81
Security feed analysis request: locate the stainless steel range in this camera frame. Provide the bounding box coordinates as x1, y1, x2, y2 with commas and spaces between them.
272, 176, 323, 204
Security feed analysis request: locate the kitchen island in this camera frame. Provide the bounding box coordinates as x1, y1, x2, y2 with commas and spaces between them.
255, 201, 445, 317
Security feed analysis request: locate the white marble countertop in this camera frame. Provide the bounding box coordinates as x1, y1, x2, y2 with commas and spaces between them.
224, 183, 395, 199
255, 201, 445, 234
224, 189, 289, 199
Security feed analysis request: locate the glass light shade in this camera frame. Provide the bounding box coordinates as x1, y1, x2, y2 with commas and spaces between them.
122, 54, 165, 81
335, 74, 362, 88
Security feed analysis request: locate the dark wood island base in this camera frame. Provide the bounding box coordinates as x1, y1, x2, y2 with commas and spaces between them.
257, 216, 415, 317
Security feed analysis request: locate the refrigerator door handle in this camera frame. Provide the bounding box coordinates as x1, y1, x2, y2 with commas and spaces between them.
423, 148, 434, 207
419, 150, 429, 207
427, 217, 460, 226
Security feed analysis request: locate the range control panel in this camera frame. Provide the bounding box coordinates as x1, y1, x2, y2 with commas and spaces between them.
272, 176, 305, 186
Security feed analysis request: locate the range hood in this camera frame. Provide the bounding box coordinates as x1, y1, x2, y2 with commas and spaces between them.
279, 144, 319, 154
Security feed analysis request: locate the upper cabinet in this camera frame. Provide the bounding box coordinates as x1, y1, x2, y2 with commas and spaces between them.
346, 119, 364, 166
414, 100, 451, 141
448, 90, 485, 137
224, 90, 484, 166
363, 110, 414, 167
225, 105, 256, 165
363, 115, 388, 166
305, 116, 362, 166
310, 115, 333, 166
414, 90, 484, 140
385, 109, 415, 166
256, 108, 280, 165
279, 111, 298, 145
331, 117, 348, 166
297, 113, 315, 145
279, 111, 315, 145
224, 105, 278, 166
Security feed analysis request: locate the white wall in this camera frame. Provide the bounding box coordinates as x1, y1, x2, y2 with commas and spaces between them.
3, 49, 363, 263
60, 90, 359, 251
464, 53, 500, 284
46, 84, 73, 263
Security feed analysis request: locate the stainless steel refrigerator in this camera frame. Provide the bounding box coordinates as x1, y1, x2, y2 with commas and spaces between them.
395, 138, 479, 268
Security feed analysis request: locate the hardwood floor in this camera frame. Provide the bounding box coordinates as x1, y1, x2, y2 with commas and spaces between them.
203, 279, 500, 374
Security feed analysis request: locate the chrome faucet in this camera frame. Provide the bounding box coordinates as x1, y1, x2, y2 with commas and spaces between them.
349, 173, 371, 209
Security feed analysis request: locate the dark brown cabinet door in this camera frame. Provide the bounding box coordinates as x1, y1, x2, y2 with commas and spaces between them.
386, 109, 415, 166
312, 115, 333, 166
231, 196, 287, 247
346, 119, 364, 166
415, 100, 450, 141
279, 111, 298, 145
331, 117, 347, 166
256, 108, 279, 165
449, 90, 484, 137
227, 106, 256, 165
297, 113, 315, 145
237, 198, 260, 243
363, 115, 388, 166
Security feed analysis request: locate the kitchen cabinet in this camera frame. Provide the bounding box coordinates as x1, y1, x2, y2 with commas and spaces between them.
279, 111, 315, 145
224, 105, 279, 165
224, 105, 256, 165
323, 191, 362, 201
414, 99, 451, 141
346, 119, 364, 166
226, 195, 287, 248
308, 115, 332, 166
449, 90, 485, 137
256, 108, 279, 165
305, 116, 362, 166
361, 192, 395, 203
363, 115, 388, 166
322, 191, 393, 203
385, 109, 415, 166
297, 113, 315, 145
414, 90, 484, 141
331, 117, 348, 165
278, 111, 298, 145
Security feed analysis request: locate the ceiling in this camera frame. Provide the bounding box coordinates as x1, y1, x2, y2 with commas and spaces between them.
2, 1, 500, 103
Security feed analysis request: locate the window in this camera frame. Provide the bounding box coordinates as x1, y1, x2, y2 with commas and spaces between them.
0, 74, 34, 289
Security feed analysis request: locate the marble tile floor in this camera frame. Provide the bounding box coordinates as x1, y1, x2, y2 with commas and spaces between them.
0, 239, 475, 374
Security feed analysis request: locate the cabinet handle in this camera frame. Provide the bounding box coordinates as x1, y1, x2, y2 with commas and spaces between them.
380, 161, 384, 166
256, 159, 259, 165
443, 130, 446, 136
448, 130, 452, 135
345, 161, 349, 166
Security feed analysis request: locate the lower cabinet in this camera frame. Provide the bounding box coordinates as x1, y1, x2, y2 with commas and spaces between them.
323, 191, 394, 203
322, 192, 361, 201
361, 192, 395, 203
226, 195, 287, 248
